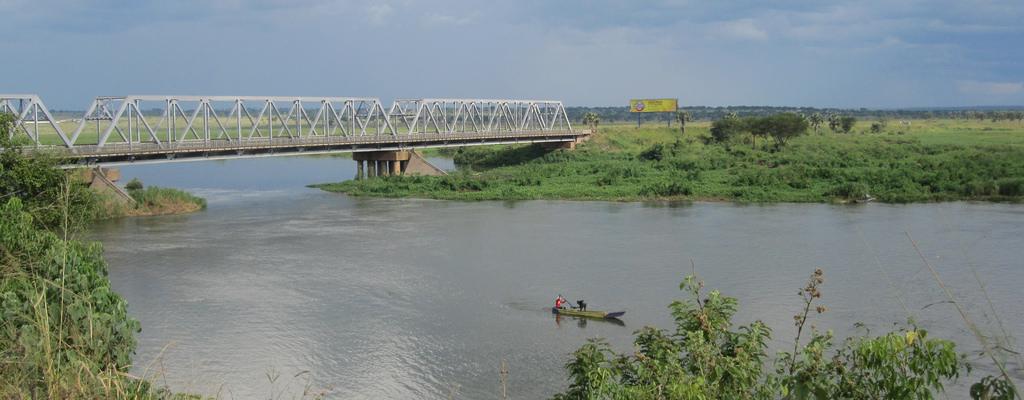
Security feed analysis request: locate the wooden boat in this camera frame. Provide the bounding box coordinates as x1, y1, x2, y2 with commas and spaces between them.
552, 307, 625, 319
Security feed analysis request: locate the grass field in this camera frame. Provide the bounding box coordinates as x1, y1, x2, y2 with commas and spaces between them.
313, 118, 1024, 203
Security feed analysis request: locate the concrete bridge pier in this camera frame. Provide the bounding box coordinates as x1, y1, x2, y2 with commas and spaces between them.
352, 150, 447, 179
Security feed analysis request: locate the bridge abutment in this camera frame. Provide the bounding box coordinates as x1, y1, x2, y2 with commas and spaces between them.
78, 167, 136, 206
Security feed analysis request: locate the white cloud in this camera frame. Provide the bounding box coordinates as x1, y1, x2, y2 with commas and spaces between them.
711, 18, 767, 41
956, 80, 1024, 95
366, 3, 393, 26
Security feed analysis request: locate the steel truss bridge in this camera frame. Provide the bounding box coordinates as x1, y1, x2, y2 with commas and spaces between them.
0, 94, 580, 165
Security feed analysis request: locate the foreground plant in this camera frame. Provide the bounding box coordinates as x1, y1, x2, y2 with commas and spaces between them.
552, 269, 1015, 400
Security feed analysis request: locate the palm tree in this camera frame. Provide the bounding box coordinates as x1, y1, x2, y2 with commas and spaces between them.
582, 112, 600, 132
809, 113, 824, 134
676, 111, 691, 134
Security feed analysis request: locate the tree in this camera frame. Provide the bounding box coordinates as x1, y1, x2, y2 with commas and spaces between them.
809, 113, 824, 134
747, 115, 772, 149
828, 114, 841, 132
582, 112, 600, 132
766, 113, 809, 146
710, 115, 747, 143
839, 115, 857, 134
0, 113, 98, 234
675, 111, 691, 134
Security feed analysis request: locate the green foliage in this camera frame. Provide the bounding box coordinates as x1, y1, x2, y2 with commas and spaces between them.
0, 198, 168, 398
583, 112, 601, 130
839, 116, 857, 134
128, 186, 207, 211
675, 111, 691, 134
710, 116, 748, 142
125, 177, 144, 191
317, 124, 1024, 204
996, 177, 1024, 196
0, 113, 99, 234
451, 144, 552, 168
551, 270, 976, 400
829, 181, 870, 199
765, 113, 810, 145
971, 376, 1017, 400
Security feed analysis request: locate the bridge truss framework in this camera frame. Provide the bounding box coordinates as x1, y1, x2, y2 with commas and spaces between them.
0, 94, 577, 165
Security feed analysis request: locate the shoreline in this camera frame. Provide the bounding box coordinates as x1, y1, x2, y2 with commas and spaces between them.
314, 185, 1024, 206
312, 120, 1024, 205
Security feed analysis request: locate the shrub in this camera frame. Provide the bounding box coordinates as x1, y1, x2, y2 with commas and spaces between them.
997, 177, 1024, 196
963, 180, 998, 196
639, 143, 667, 161
710, 116, 748, 142
552, 270, 985, 400
125, 177, 143, 190
639, 181, 692, 197
0, 198, 149, 397
829, 182, 870, 199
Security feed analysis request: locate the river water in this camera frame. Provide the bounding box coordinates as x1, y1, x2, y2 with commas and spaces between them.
91, 155, 1024, 399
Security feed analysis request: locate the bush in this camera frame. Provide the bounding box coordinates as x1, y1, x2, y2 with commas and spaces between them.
710, 116, 748, 142
840, 116, 857, 133
0, 113, 99, 233
639, 143, 667, 161
0, 198, 150, 397
639, 181, 692, 197
125, 177, 143, 190
551, 270, 987, 400
963, 180, 998, 196
997, 177, 1024, 196
829, 181, 870, 199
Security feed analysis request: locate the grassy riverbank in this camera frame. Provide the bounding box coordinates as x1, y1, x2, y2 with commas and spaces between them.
314, 119, 1024, 203
109, 179, 207, 217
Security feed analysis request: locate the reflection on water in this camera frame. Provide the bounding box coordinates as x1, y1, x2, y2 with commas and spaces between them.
90, 155, 1024, 399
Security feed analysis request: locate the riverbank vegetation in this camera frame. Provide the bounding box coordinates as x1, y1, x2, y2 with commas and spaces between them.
551, 270, 1017, 399
315, 118, 1024, 203
0, 114, 205, 398
120, 178, 207, 216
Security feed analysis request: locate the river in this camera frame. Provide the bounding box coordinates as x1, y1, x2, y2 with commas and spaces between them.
91, 155, 1024, 399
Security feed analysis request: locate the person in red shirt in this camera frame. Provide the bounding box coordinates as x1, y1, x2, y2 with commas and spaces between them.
554, 294, 566, 310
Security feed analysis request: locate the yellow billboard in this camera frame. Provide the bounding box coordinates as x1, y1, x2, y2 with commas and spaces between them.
629, 98, 678, 113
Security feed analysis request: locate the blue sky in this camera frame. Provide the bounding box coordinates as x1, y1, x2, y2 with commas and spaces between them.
1, 0, 1022, 109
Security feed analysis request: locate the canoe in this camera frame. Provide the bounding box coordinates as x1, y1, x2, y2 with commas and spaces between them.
552, 307, 625, 319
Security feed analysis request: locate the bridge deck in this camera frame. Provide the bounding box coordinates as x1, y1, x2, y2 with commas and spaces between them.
32, 130, 583, 165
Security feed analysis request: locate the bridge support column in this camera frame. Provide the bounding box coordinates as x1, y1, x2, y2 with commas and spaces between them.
352, 150, 447, 178
356, 160, 365, 180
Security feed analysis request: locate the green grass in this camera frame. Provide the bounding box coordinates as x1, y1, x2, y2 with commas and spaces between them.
126, 186, 207, 215
314, 119, 1024, 203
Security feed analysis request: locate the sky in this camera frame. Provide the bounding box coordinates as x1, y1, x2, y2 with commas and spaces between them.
1, 0, 1022, 109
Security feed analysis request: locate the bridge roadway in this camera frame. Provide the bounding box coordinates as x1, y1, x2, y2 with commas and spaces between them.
1, 94, 583, 166
48, 130, 582, 165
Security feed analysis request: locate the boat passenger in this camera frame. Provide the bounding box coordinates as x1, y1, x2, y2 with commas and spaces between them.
576, 299, 587, 311
555, 295, 567, 310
